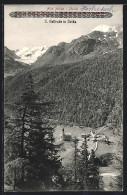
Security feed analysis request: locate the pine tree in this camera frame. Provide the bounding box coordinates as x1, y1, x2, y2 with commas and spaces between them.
78, 138, 100, 191
4, 114, 29, 191
25, 102, 62, 188
88, 149, 99, 190
72, 136, 79, 183
15, 73, 37, 184
78, 135, 89, 190
4, 73, 63, 190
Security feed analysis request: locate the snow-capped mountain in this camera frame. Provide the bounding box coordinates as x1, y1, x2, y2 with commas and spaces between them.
33, 25, 122, 67
15, 46, 48, 65
91, 25, 123, 33
91, 25, 123, 48
5, 24, 122, 70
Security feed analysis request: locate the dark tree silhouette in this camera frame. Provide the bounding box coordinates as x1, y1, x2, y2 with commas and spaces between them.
4, 73, 62, 191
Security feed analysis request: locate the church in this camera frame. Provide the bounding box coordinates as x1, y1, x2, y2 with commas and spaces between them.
60, 128, 72, 142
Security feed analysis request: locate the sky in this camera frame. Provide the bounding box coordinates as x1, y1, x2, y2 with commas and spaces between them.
4, 4, 123, 50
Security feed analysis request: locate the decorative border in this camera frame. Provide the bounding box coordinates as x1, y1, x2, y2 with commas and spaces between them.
9, 11, 112, 18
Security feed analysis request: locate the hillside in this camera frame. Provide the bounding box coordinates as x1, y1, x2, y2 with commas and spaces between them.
4, 46, 29, 77
4, 46, 19, 60
4, 48, 122, 128
32, 29, 122, 68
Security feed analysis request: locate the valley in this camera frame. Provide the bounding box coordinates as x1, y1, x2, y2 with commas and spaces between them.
4, 24, 123, 191
53, 124, 121, 190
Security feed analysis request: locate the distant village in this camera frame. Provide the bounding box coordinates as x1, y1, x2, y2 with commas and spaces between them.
54, 127, 112, 162
59, 128, 110, 143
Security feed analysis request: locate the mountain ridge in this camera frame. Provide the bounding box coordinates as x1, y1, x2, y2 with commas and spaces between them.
4, 25, 123, 128
4, 48, 122, 128
91, 25, 123, 33
32, 26, 122, 68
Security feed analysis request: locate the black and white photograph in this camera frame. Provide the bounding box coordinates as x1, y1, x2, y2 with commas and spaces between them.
4, 4, 123, 191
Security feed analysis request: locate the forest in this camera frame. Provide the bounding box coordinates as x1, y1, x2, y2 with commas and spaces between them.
4, 48, 123, 191
4, 74, 102, 191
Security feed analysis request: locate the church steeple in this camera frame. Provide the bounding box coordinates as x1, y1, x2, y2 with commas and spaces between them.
62, 128, 64, 134
62, 128, 65, 141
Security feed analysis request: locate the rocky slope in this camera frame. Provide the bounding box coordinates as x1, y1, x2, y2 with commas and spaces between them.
32, 25, 123, 68
4, 46, 29, 78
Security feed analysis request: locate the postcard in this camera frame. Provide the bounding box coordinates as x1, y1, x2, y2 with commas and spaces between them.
4, 4, 123, 191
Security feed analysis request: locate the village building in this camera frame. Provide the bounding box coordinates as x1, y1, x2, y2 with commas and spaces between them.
90, 130, 97, 138
81, 133, 90, 138
60, 128, 72, 142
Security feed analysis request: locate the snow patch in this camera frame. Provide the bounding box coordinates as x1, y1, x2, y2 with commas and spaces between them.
15, 46, 48, 64
91, 25, 122, 33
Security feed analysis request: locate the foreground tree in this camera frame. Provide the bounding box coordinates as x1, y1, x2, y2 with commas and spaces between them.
77, 137, 100, 190
4, 73, 63, 191
78, 135, 89, 190
88, 149, 99, 190
4, 113, 29, 191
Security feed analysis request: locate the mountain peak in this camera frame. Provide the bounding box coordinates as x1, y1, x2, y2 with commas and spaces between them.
91, 25, 122, 33
15, 46, 48, 64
